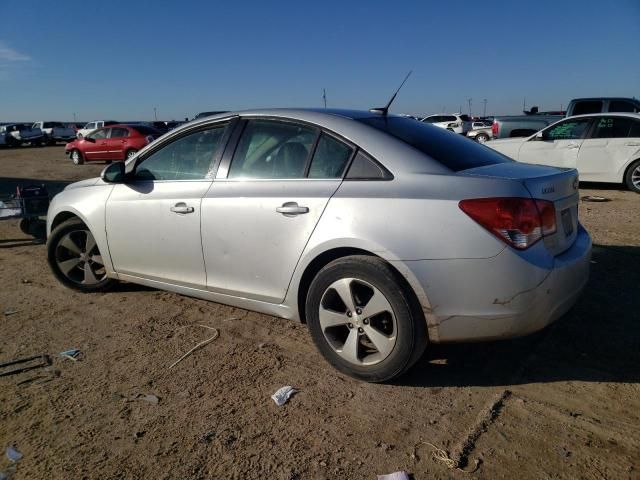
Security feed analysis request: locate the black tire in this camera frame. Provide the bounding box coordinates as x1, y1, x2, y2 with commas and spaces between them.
71, 149, 84, 165
475, 133, 490, 143
6, 136, 17, 148
47, 218, 115, 292
19, 218, 32, 236
624, 159, 640, 193
125, 149, 138, 160
305, 255, 427, 382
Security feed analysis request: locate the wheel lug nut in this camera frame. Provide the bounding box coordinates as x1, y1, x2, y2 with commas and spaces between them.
358, 327, 364, 333
347, 311, 352, 317
356, 308, 362, 315
363, 319, 369, 325
348, 323, 353, 329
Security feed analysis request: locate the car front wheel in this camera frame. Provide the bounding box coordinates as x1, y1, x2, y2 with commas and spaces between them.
47, 218, 114, 292
71, 149, 84, 165
305, 255, 426, 382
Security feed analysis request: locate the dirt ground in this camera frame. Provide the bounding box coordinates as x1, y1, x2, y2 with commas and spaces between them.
1, 146, 639, 480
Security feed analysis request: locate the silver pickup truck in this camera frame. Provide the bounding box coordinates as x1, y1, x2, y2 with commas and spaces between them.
492, 97, 640, 139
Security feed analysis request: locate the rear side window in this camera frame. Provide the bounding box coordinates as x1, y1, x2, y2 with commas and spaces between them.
308, 134, 353, 178
609, 101, 638, 113
228, 120, 317, 179
110, 127, 129, 138
443, 115, 457, 122
346, 151, 389, 179
630, 120, 640, 138
591, 117, 634, 139
422, 116, 440, 123
572, 101, 603, 115
459, 115, 471, 121
358, 116, 512, 172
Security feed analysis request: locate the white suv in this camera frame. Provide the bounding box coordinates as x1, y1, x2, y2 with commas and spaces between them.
421, 114, 472, 134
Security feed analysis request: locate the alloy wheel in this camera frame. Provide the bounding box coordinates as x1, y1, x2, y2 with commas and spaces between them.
632, 164, 640, 190
318, 278, 397, 366
54, 229, 106, 285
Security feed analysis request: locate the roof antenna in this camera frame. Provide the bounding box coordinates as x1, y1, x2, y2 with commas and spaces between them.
370, 70, 412, 116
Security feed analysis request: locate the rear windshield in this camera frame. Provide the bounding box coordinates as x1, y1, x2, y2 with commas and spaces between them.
358, 116, 512, 172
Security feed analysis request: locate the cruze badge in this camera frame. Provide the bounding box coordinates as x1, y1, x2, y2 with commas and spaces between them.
541, 186, 555, 194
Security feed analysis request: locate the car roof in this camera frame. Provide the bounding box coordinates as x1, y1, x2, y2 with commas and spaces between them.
565, 112, 640, 120
571, 97, 639, 102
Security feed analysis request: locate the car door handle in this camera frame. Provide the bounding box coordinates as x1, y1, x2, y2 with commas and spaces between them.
565, 143, 579, 149
276, 202, 309, 215
625, 142, 640, 147
170, 202, 194, 214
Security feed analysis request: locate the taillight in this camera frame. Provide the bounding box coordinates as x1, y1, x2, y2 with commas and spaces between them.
491, 122, 498, 137
459, 198, 556, 250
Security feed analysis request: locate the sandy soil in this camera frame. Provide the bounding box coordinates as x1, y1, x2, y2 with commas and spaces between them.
1, 146, 639, 479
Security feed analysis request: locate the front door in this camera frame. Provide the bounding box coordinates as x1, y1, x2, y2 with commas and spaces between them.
105, 122, 230, 288
202, 119, 354, 303
518, 117, 593, 169
83, 127, 110, 161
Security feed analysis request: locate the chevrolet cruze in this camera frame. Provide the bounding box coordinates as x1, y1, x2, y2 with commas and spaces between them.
46, 109, 591, 382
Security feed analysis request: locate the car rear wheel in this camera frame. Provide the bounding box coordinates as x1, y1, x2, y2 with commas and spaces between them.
126, 149, 138, 159
305, 255, 427, 382
71, 149, 84, 165
47, 218, 114, 292
475, 133, 490, 143
625, 159, 640, 193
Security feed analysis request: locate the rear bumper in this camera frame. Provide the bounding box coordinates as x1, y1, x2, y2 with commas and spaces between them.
404, 225, 591, 343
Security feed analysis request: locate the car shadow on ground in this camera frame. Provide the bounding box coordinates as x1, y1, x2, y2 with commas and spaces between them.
397, 244, 640, 387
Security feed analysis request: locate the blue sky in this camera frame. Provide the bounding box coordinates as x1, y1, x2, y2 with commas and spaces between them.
1, 0, 638, 121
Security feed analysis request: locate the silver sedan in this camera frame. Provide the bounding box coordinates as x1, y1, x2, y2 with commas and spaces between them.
46, 109, 592, 382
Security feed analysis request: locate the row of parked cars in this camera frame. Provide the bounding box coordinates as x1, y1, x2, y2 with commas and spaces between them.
0, 119, 187, 148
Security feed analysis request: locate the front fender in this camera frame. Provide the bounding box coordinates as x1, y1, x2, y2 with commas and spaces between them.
47, 185, 117, 277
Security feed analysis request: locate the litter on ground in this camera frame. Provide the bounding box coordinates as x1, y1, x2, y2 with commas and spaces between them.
271, 386, 296, 406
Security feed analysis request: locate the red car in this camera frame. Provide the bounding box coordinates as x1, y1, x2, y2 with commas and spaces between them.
65, 124, 162, 165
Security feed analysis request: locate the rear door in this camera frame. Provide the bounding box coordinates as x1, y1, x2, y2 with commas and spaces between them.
578, 116, 640, 182
106, 127, 130, 160
201, 118, 353, 303
518, 117, 593, 169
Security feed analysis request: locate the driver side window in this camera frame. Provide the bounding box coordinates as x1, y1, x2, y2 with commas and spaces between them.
134, 124, 227, 181
90, 128, 109, 140
543, 119, 592, 141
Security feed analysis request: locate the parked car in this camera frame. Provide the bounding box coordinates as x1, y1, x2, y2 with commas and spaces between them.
46, 109, 591, 382
65, 124, 162, 164
466, 121, 493, 143
487, 113, 640, 193
0, 123, 44, 146
76, 121, 118, 139
421, 114, 472, 134
491, 112, 563, 139
565, 97, 640, 117
32, 121, 76, 145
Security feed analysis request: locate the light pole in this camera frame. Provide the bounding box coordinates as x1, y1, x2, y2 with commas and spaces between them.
483, 99, 487, 118
153, 107, 157, 121
467, 98, 472, 118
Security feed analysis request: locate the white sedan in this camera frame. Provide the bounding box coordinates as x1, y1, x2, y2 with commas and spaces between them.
487, 113, 640, 192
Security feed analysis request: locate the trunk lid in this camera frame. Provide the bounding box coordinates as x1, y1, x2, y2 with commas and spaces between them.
461, 162, 580, 256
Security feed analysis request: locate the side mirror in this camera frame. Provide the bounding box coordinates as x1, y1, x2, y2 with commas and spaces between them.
535, 132, 544, 140
101, 162, 126, 183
